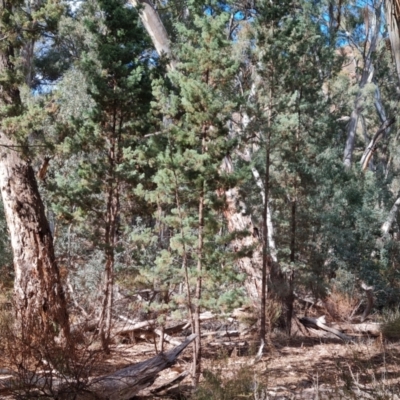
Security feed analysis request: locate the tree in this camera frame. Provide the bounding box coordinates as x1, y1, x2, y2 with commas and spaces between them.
385, 0, 400, 83
46, 0, 155, 351
0, 0, 70, 342
148, 8, 240, 383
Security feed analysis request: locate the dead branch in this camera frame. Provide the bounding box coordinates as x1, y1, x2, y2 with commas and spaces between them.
201, 330, 239, 338
83, 333, 196, 399
154, 329, 182, 346
1, 335, 197, 399
150, 371, 189, 394
299, 316, 354, 341
360, 282, 374, 322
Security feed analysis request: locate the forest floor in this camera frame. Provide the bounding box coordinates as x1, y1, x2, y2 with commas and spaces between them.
92, 331, 400, 399
1, 325, 400, 399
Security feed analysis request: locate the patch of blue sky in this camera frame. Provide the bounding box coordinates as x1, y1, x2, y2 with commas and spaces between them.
205, 2, 248, 20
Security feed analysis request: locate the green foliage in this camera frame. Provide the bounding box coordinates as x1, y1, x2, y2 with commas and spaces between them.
135, 7, 246, 315
2, 0, 400, 333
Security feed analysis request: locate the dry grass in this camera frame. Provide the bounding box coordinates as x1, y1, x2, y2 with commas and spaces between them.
1, 298, 400, 400
192, 333, 400, 400
0, 312, 106, 399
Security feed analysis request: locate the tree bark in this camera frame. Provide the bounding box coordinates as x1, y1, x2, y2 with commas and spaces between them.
251, 167, 277, 261
0, 134, 70, 342
0, 0, 70, 342
98, 111, 121, 351
130, 0, 176, 70
385, 0, 400, 83
343, 5, 381, 168
221, 156, 263, 307
98, 182, 119, 352
260, 137, 270, 342
360, 117, 395, 171
381, 196, 400, 235
193, 180, 204, 385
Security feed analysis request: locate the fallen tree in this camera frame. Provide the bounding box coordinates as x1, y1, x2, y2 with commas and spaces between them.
0, 334, 197, 399
299, 316, 354, 341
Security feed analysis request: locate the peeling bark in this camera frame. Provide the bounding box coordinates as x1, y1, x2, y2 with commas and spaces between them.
221, 156, 263, 307
0, 0, 69, 342
0, 135, 70, 342
343, 5, 381, 168
385, 0, 400, 83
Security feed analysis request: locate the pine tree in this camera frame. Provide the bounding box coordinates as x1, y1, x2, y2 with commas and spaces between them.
243, 0, 342, 335
46, 0, 156, 351
148, 8, 240, 383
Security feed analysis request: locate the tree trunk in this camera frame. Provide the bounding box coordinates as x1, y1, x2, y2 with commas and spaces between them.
0, 134, 70, 342
385, 0, 400, 83
260, 136, 270, 342
131, 0, 265, 318
221, 156, 263, 307
360, 117, 395, 171
0, 1, 69, 342
192, 180, 204, 386
343, 6, 380, 168
99, 130, 120, 352
130, 0, 176, 70
251, 167, 277, 261
381, 196, 400, 235
343, 107, 362, 168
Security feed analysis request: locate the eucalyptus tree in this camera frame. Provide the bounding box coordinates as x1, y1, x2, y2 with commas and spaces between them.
0, 0, 70, 342
385, 0, 400, 82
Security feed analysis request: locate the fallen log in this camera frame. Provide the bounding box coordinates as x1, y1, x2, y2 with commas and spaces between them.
299, 316, 354, 342
1, 334, 197, 399
201, 330, 240, 338
336, 322, 381, 336
154, 329, 182, 346
83, 333, 196, 399
150, 371, 189, 395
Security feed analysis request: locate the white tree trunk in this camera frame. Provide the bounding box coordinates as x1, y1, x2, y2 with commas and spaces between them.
344, 5, 380, 168
130, 0, 176, 69
381, 196, 400, 235
251, 167, 277, 262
